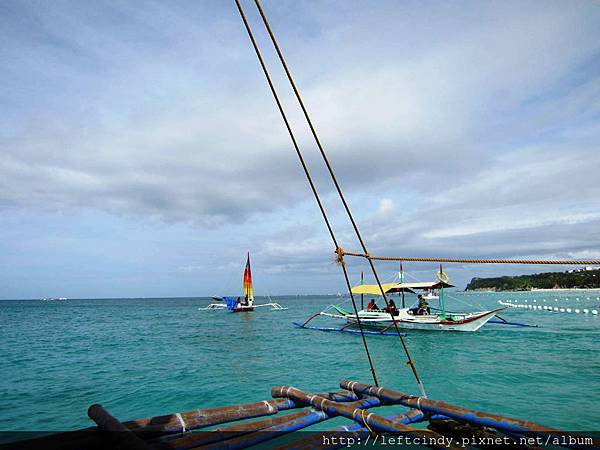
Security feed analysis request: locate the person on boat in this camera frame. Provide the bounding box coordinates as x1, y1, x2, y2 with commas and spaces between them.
417, 295, 430, 315
243, 295, 249, 306
386, 299, 397, 315
367, 299, 379, 311
235, 297, 242, 309
248, 297, 254, 307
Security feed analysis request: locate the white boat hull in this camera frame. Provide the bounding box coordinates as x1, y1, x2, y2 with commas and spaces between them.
344, 307, 504, 332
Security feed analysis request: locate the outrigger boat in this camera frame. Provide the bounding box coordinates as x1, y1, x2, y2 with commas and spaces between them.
199, 253, 287, 312
300, 272, 504, 332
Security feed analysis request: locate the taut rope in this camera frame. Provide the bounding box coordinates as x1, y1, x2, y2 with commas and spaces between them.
252, 0, 426, 396
234, 0, 380, 387
339, 251, 600, 265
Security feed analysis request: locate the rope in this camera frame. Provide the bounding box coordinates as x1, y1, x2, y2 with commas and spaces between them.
234, 0, 379, 387
339, 251, 600, 265
360, 409, 373, 433
252, 0, 426, 396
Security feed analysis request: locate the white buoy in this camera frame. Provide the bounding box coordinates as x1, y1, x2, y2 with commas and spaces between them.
554, 307, 559, 311
593, 310, 598, 315
533, 299, 537, 303
575, 309, 580, 313
560, 308, 565, 312
576, 297, 579, 301
566, 308, 572, 313
584, 309, 589, 314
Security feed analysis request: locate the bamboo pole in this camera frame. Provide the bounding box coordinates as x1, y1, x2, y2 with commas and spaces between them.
275, 409, 426, 450
124, 398, 296, 435
272, 386, 461, 450
340, 380, 600, 450
199, 396, 381, 450
88, 404, 152, 450
156, 409, 314, 450
2, 391, 360, 450
427, 418, 541, 450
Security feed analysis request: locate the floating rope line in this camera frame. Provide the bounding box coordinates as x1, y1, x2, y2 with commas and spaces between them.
234, 0, 379, 387
499, 300, 599, 315
252, 0, 426, 397
339, 251, 600, 265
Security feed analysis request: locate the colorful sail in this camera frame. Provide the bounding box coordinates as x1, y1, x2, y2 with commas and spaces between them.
243, 253, 254, 302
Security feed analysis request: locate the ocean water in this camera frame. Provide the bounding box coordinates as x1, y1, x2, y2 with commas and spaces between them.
1, 291, 600, 438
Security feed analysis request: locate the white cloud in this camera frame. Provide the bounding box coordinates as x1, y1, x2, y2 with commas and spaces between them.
377, 198, 394, 215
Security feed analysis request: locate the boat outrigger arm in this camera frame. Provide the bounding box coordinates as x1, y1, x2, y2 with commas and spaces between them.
198, 303, 227, 310
199, 301, 287, 311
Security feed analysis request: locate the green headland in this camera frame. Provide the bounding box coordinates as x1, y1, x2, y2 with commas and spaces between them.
466, 267, 600, 291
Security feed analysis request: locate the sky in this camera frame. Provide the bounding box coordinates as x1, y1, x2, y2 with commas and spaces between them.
1, 0, 599, 299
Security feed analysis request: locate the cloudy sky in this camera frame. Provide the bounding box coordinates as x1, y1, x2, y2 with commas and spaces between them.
1, 0, 599, 299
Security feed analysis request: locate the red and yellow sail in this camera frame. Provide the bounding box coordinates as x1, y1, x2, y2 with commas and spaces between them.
243, 252, 253, 301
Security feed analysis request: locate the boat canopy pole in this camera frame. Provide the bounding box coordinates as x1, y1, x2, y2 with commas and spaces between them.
400, 262, 405, 308
360, 271, 364, 310
439, 264, 446, 319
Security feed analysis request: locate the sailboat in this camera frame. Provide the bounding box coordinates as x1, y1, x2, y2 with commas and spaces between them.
199, 253, 287, 312
227, 253, 256, 312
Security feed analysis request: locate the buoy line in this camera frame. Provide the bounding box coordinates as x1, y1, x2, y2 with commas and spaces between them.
498, 300, 598, 315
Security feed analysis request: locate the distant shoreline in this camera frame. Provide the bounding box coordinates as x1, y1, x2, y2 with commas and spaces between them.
466, 268, 600, 291
467, 287, 600, 293
530, 287, 600, 292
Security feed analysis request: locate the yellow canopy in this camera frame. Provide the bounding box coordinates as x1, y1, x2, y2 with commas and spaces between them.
350, 283, 398, 295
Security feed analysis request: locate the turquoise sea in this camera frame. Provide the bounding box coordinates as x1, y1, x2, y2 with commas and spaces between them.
1, 290, 600, 439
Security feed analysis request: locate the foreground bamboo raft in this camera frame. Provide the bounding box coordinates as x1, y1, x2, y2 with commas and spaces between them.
5, 379, 599, 450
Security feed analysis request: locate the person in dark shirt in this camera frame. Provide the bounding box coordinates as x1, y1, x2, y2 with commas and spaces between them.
386, 299, 397, 315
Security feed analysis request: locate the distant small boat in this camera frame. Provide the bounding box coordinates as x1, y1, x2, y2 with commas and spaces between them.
42, 297, 67, 301
232, 253, 256, 312
198, 253, 287, 312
